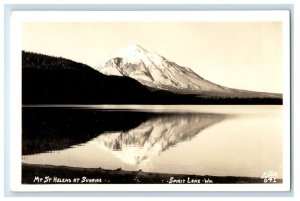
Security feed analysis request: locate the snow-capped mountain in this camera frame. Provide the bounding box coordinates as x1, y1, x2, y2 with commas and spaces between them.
97, 44, 232, 94
96, 44, 281, 99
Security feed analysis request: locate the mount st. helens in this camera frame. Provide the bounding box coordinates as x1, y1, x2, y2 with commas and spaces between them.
98, 44, 281, 99
22, 50, 282, 104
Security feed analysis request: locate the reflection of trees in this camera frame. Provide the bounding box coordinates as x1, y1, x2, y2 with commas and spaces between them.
112, 138, 122, 151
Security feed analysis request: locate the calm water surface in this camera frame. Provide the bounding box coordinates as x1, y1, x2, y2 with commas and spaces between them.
22, 105, 282, 178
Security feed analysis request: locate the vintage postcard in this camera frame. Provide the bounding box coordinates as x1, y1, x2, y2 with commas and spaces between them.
9, 10, 290, 191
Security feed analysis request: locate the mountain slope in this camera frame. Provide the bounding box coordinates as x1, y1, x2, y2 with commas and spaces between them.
98, 44, 281, 99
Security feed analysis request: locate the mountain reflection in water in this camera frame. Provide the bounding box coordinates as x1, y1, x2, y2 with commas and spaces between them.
91, 114, 226, 165
22, 109, 227, 167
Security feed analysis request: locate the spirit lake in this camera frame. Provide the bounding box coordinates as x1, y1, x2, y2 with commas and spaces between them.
22, 105, 283, 180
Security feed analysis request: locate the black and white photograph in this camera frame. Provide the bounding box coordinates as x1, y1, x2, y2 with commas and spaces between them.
9, 10, 290, 191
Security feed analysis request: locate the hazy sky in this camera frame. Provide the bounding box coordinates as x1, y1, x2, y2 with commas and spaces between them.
23, 22, 283, 93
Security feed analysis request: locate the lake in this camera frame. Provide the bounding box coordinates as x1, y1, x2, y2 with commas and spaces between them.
22, 105, 282, 179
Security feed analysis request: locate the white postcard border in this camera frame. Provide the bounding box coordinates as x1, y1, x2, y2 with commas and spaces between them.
9, 10, 291, 192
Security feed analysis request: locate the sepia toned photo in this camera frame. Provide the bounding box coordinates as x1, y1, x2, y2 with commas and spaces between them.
10, 11, 290, 191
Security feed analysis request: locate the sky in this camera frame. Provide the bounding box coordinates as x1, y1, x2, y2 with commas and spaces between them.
22, 22, 283, 93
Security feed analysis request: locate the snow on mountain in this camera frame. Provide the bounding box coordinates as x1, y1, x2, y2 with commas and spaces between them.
97, 44, 231, 94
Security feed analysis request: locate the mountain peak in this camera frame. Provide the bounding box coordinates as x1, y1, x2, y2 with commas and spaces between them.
110, 44, 161, 63
97, 45, 229, 93
113, 44, 146, 56
119, 44, 146, 52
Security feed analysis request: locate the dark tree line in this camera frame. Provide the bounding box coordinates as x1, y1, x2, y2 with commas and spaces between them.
22, 51, 94, 72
